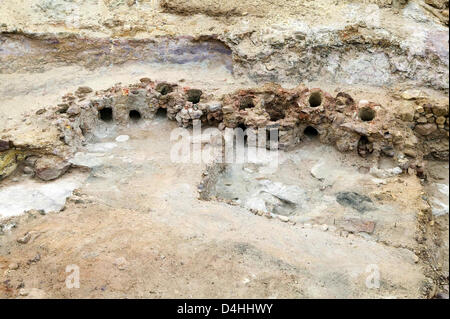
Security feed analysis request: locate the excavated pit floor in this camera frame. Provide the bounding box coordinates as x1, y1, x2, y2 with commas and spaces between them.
0, 0, 448, 300
212, 140, 412, 225
1, 114, 445, 298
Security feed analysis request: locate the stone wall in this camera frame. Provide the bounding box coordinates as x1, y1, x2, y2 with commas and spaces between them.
1, 79, 448, 182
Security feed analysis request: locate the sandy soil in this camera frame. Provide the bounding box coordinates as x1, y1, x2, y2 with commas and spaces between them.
0, 118, 436, 299
0, 59, 448, 299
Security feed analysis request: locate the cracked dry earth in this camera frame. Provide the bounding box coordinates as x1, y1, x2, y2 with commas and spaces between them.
0, 0, 449, 299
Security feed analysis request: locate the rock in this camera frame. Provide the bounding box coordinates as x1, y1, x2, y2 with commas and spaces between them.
416, 105, 425, 114
372, 178, 387, 185
57, 103, 70, 113
19, 289, 29, 296
156, 82, 173, 95
115, 135, 130, 142
222, 105, 234, 115
434, 292, 450, 299
403, 134, 418, 149
425, 0, 448, 9
66, 105, 81, 116
208, 102, 222, 112
399, 111, 414, 122
0, 140, 10, 151
23, 166, 34, 175
27, 209, 45, 217
432, 104, 448, 117
76, 86, 93, 95
27, 253, 41, 264
401, 89, 427, 100
417, 116, 428, 124
8, 263, 19, 270
258, 179, 307, 206
336, 192, 374, 213
310, 161, 327, 181
244, 180, 307, 216
113, 257, 128, 270
398, 103, 415, 122
436, 116, 446, 125
190, 109, 203, 119
381, 146, 395, 157
404, 148, 417, 158
245, 197, 267, 212
17, 233, 31, 244
340, 218, 376, 234
140, 77, 152, 84
423, 104, 434, 114
370, 166, 402, 178
415, 123, 437, 136
17, 288, 47, 299
276, 215, 290, 222
35, 157, 71, 181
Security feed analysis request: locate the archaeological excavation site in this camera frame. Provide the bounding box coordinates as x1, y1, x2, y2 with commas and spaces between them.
0, 0, 449, 300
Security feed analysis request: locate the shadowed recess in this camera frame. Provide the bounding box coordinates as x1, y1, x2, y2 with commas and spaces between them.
99, 107, 113, 122
309, 92, 322, 108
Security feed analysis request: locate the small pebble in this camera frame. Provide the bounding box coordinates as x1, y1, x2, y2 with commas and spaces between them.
17, 233, 31, 244
115, 135, 130, 142
19, 289, 29, 296
277, 215, 289, 223
8, 263, 19, 270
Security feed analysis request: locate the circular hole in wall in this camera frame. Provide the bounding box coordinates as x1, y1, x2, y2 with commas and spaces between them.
359, 107, 376, 122
304, 126, 319, 138
239, 96, 255, 110
187, 89, 203, 104
357, 135, 374, 158
309, 92, 322, 108
265, 101, 286, 121
129, 110, 142, 122
156, 83, 173, 96
155, 107, 167, 118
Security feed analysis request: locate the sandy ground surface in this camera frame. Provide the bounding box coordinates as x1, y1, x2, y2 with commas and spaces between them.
0, 58, 448, 299
0, 115, 441, 298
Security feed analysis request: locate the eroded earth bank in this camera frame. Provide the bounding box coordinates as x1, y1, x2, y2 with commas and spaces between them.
0, 0, 449, 298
